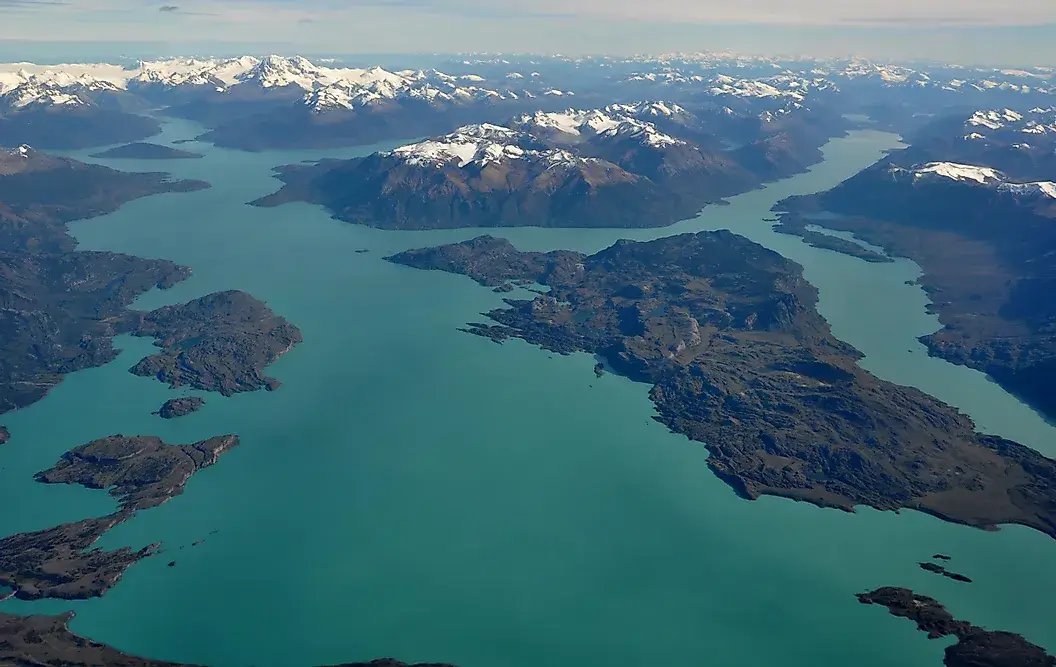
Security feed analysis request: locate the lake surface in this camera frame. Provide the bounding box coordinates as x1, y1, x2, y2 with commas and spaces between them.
2, 119, 1054, 667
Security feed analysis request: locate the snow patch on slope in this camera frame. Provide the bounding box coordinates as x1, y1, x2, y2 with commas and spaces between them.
914, 161, 1002, 184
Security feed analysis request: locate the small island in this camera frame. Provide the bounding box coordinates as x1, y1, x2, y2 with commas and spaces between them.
919, 561, 973, 583
857, 587, 1055, 667
0, 425, 9, 445
772, 214, 893, 263
387, 232, 1056, 538
156, 396, 206, 419
89, 142, 205, 160
0, 434, 237, 600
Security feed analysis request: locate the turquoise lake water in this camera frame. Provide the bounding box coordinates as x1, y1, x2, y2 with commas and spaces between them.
1, 119, 1054, 667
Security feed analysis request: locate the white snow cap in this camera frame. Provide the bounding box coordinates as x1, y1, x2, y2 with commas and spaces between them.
513, 102, 688, 139
0, 56, 520, 114
913, 162, 1002, 184
388, 124, 530, 167
385, 123, 599, 169
966, 109, 1023, 130
997, 181, 1056, 199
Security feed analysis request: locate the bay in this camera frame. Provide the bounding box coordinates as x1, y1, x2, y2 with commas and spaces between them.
2, 119, 1054, 667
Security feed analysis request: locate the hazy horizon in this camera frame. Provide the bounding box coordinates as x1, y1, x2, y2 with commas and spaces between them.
1, 0, 1055, 68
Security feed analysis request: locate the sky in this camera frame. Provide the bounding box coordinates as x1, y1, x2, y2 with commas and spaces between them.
1, 0, 1055, 65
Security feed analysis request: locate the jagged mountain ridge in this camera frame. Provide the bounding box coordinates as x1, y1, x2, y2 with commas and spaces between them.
249, 100, 831, 229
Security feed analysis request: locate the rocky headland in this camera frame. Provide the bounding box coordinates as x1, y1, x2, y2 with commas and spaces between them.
0, 434, 237, 600
388, 233, 1056, 537
155, 396, 206, 419
857, 587, 1055, 667
89, 142, 205, 160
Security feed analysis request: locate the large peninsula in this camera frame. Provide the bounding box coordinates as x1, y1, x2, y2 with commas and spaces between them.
775, 108, 1056, 421
388, 232, 1056, 537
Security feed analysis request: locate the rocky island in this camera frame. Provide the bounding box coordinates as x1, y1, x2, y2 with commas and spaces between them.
0, 611, 458, 667
388, 233, 1056, 537
89, 142, 205, 160
155, 396, 206, 419
919, 561, 973, 583
857, 587, 1055, 667
122, 290, 302, 395
0, 434, 237, 600
775, 108, 1056, 421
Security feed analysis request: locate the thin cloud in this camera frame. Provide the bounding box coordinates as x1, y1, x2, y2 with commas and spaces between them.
158, 4, 179, 10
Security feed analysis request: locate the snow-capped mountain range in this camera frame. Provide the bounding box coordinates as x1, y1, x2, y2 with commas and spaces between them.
965, 107, 1056, 136
0, 55, 543, 114
509, 103, 690, 142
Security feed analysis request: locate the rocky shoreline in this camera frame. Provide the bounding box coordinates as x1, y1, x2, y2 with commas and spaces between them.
0, 434, 238, 600
89, 142, 205, 160
0, 145, 310, 662
122, 290, 303, 395
0, 147, 302, 413
0, 611, 458, 667
388, 233, 1056, 538
857, 587, 1055, 667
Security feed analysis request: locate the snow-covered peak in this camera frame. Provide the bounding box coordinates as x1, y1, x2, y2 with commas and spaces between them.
598, 120, 686, 147
0, 78, 90, 109
303, 68, 510, 112
997, 181, 1056, 199
512, 103, 688, 140
889, 161, 1056, 200
384, 123, 598, 170
959, 107, 1056, 139
237, 55, 325, 90
1, 57, 515, 110
129, 56, 254, 88
4, 144, 32, 157
513, 109, 624, 137
967, 109, 1024, 130
388, 124, 527, 167
606, 101, 687, 118
913, 162, 1003, 184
